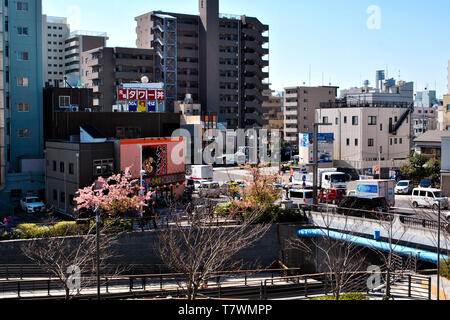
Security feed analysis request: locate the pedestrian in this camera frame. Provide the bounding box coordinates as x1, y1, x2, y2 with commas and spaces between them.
3, 218, 8, 233
7, 216, 12, 233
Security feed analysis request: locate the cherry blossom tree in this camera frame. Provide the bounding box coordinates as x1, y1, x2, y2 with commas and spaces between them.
74, 167, 153, 217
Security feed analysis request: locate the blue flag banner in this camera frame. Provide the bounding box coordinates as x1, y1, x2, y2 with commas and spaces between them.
128, 101, 138, 112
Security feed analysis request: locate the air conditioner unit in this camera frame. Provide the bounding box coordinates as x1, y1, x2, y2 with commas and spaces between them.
70, 105, 79, 112
85, 108, 92, 112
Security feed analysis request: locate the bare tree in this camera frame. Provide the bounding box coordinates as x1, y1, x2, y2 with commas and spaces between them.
20, 222, 121, 300
287, 208, 369, 300
156, 200, 272, 300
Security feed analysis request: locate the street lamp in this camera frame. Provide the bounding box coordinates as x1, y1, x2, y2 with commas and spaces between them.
313, 122, 332, 205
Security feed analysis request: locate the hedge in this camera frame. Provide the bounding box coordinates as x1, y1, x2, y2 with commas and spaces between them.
310, 293, 369, 301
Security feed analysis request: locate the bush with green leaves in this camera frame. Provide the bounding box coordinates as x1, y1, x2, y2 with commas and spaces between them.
440, 259, 450, 280
310, 293, 368, 301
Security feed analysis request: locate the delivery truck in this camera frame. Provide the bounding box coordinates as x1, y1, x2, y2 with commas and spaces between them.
291, 168, 348, 190
355, 179, 395, 207
189, 165, 214, 181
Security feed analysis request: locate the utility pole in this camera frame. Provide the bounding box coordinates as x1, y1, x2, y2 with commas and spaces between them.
94, 206, 100, 300
437, 201, 441, 301
313, 122, 331, 205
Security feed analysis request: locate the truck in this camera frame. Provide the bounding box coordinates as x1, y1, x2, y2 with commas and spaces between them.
189, 165, 214, 181
291, 168, 348, 190
355, 179, 395, 208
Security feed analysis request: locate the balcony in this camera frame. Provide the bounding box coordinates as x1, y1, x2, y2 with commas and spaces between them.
65, 56, 80, 64
178, 74, 199, 82
178, 49, 198, 58
65, 64, 80, 72
285, 119, 298, 125
65, 48, 80, 57
116, 58, 153, 67
284, 109, 298, 116
219, 52, 239, 60
178, 61, 198, 69
65, 40, 80, 49
92, 85, 103, 93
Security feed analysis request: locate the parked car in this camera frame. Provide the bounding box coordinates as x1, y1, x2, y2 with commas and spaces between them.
288, 188, 314, 206
395, 180, 414, 195
187, 178, 210, 192
419, 179, 433, 189
411, 188, 449, 210
318, 188, 347, 205
337, 195, 390, 216
198, 182, 221, 198
20, 196, 46, 214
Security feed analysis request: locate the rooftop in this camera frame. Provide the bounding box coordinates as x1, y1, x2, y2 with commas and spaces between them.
413, 130, 450, 143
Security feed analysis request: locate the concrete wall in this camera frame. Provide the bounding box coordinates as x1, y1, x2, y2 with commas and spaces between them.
0, 225, 281, 267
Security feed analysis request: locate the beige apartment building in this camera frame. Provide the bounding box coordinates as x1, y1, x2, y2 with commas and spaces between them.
283, 86, 338, 142
64, 31, 108, 87
317, 105, 412, 171
135, 0, 269, 129
81, 47, 155, 111
262, 90, 283, 131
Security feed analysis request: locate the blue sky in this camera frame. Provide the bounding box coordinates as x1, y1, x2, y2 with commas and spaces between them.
43, 0, 450, 97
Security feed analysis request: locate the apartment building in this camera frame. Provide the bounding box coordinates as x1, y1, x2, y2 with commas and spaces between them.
1, 0, 45, 194
317, 103, 412, 171
42, 15, 70, 88
411, 106, 438, 138
64, 31, 108, 87
262, 90, 283, 131
283, 86, 338, 142
443, 94, 450, 131
135, 0, 269, 129
345, 80, 414, 106
81, 47, 155, 111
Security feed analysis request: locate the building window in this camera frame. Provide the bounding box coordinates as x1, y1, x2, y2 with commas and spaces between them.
335, 118, 339, 125
400, 138, 403, 144
18, 103, 29, 112
16, 1, 28, 11
18, 129, 30, 138
53, 190, 58, 201
17, 51, 29, 61
380, 123, 383, 131
355, 139, 359, 146
368, 116, 377, 125
390, 138, 393, 145
69, 163, 74, 175
17, 26, 29, 35
53, 160, 57, 171
343, 116, 347, 124
59, 96, 70, 107
322, 116, 329, 124
60, 162, 65, 173
17, 77, 29, 87
352, 116, 358, 125
394, 138, 398, 144
93, 159, 114, 176
60, 192, 65, 204
368, 139, 374, 147
346, 138, 350, 146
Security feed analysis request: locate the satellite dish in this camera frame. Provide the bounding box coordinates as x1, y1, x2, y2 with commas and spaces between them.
141, 76, 149, 83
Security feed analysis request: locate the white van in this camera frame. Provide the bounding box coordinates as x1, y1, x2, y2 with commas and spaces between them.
288, 189, 314, 205
411, 188, 449, 210
198, 182, 221, 198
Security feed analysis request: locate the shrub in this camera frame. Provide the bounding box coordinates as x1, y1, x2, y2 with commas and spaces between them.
216, 202, 234, 216
440, 259, 450, 280
310, 293, 368, 301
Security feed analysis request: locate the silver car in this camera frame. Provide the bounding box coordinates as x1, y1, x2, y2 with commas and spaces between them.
395, 180, 414, 195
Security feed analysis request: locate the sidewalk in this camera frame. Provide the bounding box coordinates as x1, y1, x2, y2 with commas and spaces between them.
429, 275, 450, 300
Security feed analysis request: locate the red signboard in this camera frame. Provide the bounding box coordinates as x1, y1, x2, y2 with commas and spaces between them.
147, 89, 156, 100
156, 90, 165, 101
128, 89, 138, 100
137, 89, 147, 100
118, 88, 128, 100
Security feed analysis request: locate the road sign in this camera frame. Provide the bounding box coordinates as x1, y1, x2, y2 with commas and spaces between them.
302, 175, 307, 182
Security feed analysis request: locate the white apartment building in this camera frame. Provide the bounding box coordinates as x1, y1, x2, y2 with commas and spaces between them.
42, 15, 70, 87
317, 106, 412, 171
283, 86, 338, 143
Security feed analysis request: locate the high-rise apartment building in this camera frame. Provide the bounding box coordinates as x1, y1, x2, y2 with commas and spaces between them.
81, 47, 155, 111
64, 31, 108, 87
376, 70, 385, 90
42, 15, 70, 87
262, 90, 283, 131
135, 0, 269, 129
283, 86, 338, 142
1, 0, 44, 193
